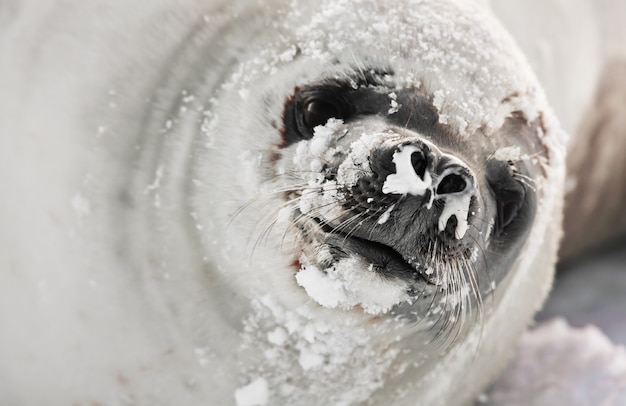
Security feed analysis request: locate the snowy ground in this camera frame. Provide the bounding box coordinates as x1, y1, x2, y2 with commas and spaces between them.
539, 242, 626, 346
481, 241, 626, 405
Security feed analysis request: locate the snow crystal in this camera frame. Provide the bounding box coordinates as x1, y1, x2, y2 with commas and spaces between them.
335, 132, 378, 187
144, 164, 164, 193
295, 264, 344, 309
377, 204, 396, 225
432, 90, 445, 111
276, 207, 293, 224
311, 118, 346, 153
382, 145, 433, 196
437, 193, 472, 239
387, 92, 401, 115
493, 146, 522, 162
292, 119, 346, 183
267, 327, 288, 346
235, 378, 269, 406
298, 348, 325, 370
278, 46, 298, 63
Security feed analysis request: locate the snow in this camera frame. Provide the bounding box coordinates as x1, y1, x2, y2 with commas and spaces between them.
267, 327, 288, 346
298, 347, 325, 370
235, 378, 269, 406
295, 263, 344, 309
295, 256, 410, 315
382, 145, 433, 196
377, 204, 395, 225
144, 164, 164, 193
484, 319, 626, 405
382, 145, 474, 239
278, 46, 298, 63
292, 130, 424, 314
240, 295, 401, 405
437, 193, 471, 239
335, 132, 378, 187
493, 146, 522, 162
387, 92, 401, 115
289, 119, 348, 219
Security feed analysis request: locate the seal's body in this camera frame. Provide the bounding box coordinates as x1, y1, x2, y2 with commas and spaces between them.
0, 0, 623, 405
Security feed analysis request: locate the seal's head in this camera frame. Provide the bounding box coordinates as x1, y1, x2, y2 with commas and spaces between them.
190, 0, 566, 403
202, 0, 562, 324
276, 73, 546, 326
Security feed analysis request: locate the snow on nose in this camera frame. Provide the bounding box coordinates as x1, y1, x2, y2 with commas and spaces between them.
381, 144, 475, 240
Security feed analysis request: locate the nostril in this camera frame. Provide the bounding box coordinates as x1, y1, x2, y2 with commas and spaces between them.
410, 151, 427, 179
437, 173, 467, 195
443, 215, 458, 238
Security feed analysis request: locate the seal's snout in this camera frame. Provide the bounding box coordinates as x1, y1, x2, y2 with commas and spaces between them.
367, 139, 477, 240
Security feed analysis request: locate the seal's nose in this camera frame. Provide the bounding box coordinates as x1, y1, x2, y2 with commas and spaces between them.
375, 143, 435, 197
370, 139, 476, 240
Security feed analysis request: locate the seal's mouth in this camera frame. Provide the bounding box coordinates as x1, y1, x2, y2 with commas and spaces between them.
310, 214, 431, 283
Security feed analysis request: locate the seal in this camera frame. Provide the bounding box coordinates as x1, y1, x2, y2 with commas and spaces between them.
0, 0, 582, 405
189, 2, 565, 403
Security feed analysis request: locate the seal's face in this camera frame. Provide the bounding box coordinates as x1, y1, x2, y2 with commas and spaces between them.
271, 69, 545, 324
